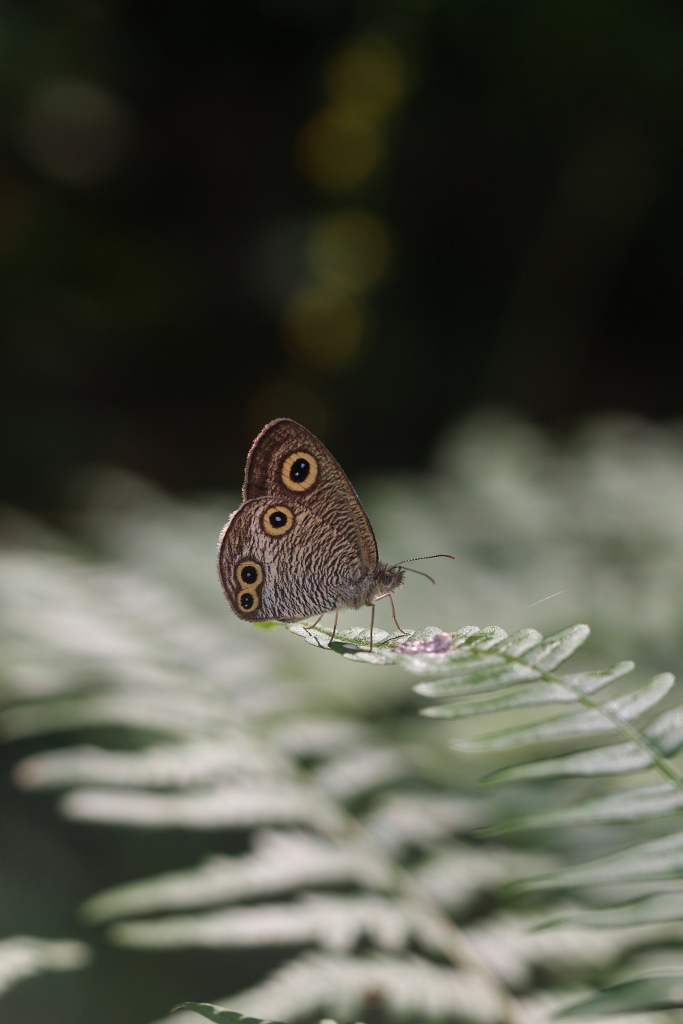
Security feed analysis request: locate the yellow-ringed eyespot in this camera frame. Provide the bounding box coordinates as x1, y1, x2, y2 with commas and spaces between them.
238, 589, 259, 612
281, 451, 318, 491
263, 505, 294, 536
236, 560, 263, 588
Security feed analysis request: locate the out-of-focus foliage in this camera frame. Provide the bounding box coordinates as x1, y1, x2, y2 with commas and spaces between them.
3, 414, 683, 1023
0, 937, 89, 1000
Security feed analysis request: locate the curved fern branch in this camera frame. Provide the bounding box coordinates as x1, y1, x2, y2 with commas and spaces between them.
289, 620, 683, 1016
289, 625, 683, 893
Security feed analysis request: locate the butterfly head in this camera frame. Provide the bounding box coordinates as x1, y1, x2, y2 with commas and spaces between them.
373, 562, 406, 597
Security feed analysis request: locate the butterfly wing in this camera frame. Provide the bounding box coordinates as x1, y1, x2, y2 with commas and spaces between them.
242, 418, 378, 572
218, 496, 368, 622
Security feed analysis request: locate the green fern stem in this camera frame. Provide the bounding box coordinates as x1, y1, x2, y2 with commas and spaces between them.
498, 652, 683, 791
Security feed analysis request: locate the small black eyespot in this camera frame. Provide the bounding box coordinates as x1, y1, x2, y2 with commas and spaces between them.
382, 572, 392, 585
240, 565, 258, 584
290, 458, 310, 483
240, 592, 254, 610
269, 510, 287, 529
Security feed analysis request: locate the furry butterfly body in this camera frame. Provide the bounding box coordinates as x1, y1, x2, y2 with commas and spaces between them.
218, 419, 405, 625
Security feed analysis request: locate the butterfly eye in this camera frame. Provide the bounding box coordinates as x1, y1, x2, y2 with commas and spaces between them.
382, 572, 392, 585
263, 505, 294, 536
281, 450, 319, 492
238, 590, 259, 612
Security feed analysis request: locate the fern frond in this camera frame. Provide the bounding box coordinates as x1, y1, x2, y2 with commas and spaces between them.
173, 1006, 288, 1024
314, 743, 415, 800
13, 737, 277, 789
523, 829, 683, 891
156, 952, 504, 1024
108, 893, 455, 954
363, 791, 489, 853
120, 895, 682, 980
58, 780, 342, 831
82, 831, 392, 924
487, 783, 683, 832
291, 622, 683, 923
175, 994, 680, 1024
414, 843, 557, 911
556, 977, 683, 1016
0, 936, 89, 998
7, 428, 683, 1021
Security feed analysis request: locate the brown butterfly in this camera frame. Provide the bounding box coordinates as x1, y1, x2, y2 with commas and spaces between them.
217, 418, 453, 646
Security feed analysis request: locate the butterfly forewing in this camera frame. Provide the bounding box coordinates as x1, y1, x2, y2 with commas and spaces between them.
243, 418, 378, 570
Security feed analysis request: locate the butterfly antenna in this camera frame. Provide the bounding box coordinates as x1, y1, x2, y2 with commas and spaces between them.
393, 554, 455, 586
396, 554, 456, 564
401, 566, 437, 585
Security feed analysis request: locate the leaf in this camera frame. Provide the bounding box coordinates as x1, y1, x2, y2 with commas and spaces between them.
81, 831, 391, 924
364, 792, 488, 853
557, 976, 683, 1015
486, 628, 543, 657
553, 892, 683, 928
0, 936, 90, 998
59, 781, 342, 832
421, 660, 635, 716
522, 829, 683, 890
483, 742, 652, 783
518, 625, 590, 671
174, 1004, 287, 1024
423, 659, 638, 708
0, 690, 236, 741
415, 662, 545, 699
421, 681, 600, 719
644, 703, 683, 756
287, 625, 401, 665
414, 843, 557, 912
13, 737, 275, 790
108, 894, 452, 956
489, 783, 683, 833
193, 951, 505, 1024
315, 745, 413, 800
454, 673, 674, 752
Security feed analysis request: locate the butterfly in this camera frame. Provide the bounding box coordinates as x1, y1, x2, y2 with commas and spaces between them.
217, 418, 453, 645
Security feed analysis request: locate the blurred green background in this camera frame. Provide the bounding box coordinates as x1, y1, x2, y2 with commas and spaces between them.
3, 0, 683, 510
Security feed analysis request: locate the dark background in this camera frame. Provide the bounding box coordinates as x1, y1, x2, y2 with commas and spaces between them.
3, 0, 683, 512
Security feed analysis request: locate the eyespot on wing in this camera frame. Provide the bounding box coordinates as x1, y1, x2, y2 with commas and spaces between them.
262, 505, 294, 536
281, 451, 319, 492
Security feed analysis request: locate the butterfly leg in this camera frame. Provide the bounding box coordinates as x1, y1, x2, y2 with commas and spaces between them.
369, 601, 375, 652
303, 611, 326, 641
330, 604, 340, 644
388, 594, 410, 635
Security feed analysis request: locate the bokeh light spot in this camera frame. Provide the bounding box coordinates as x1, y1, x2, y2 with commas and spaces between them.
307, 210, 392, 294
325, 35, 407, 121
19, 79, 128, 185
282, 287, 363, 371
296, 108, 382, 191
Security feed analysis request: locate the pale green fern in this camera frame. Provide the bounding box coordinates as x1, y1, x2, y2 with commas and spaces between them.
3, 414, 683, 1022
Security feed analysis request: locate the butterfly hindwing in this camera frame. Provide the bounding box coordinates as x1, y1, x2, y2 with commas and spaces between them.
218, 496, 368, 622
